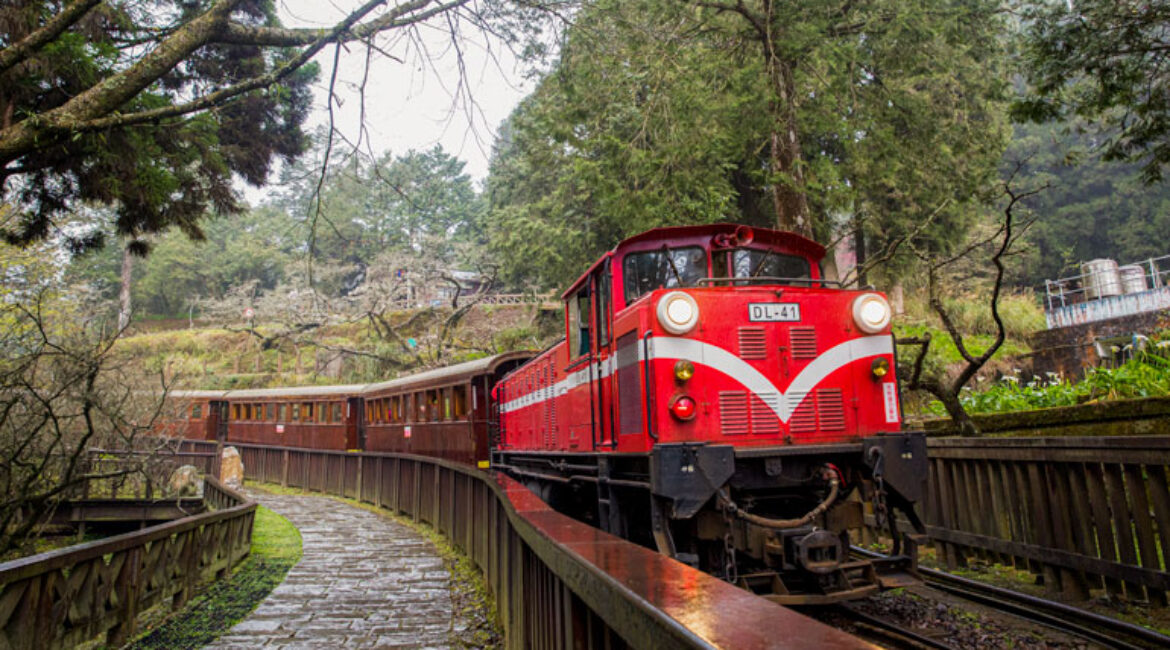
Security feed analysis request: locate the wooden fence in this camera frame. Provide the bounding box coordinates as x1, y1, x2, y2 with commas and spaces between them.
226, 443, 866, 650
918, 436, 1170, 605
0, 477, 255, 650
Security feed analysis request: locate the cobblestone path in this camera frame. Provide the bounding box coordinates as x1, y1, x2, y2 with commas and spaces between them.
208, 490, 462, 649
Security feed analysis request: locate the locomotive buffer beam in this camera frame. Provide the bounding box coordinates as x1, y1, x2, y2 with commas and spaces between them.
649, 443, 735, 520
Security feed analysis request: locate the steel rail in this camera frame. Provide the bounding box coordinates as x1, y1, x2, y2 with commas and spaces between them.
854, 547, 1170, 649
831, 603, 952, 650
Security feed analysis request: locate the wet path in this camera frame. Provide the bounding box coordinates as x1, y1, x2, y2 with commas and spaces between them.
208, 490, 462, 649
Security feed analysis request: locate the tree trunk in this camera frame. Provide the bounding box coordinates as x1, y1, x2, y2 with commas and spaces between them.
890, 283, 905, 315
935, 387, 979, 436
768, 57, 812, 238
118, 245, 133, 330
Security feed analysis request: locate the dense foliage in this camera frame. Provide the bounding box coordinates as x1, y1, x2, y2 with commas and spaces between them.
928, 349, 1170, 416
0, 0, 317, 250
1016, 0, 1170, 183
483, 0, 1010, 288
65, 142, 484, 317
1006, 122, 1170, 285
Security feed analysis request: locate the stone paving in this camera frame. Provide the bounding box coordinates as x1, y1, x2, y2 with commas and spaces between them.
208, 490, 463, 649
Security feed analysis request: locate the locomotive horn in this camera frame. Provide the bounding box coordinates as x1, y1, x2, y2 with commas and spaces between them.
734, 225, 754, 247
713, 225, 755, 249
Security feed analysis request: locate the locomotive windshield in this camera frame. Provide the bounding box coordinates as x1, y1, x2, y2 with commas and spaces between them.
623, 246, 706, 302
713, 248, 810, 284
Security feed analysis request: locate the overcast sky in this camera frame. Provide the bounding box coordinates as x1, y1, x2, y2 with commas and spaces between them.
271, 0, 538, 185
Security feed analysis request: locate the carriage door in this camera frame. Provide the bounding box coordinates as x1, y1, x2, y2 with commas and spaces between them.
347, 397, 365, 450
210, 400, 229, 442
594, 263, 616, 448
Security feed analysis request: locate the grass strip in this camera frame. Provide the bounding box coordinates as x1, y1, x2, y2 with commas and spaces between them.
125, 505, 303, 649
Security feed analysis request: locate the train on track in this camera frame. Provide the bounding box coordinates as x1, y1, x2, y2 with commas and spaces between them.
170, 223, 928, 604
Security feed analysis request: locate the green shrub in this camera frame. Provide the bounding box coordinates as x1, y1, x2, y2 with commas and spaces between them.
926, 347, 1170, 416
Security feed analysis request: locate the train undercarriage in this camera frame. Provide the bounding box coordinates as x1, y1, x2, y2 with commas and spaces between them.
493, 433, 929, 605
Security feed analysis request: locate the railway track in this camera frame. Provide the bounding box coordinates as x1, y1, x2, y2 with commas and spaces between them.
852, 547, 1170, 649
829, 602, 952, 650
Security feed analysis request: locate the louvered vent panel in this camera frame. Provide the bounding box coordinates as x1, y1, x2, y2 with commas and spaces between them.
790, 327, 818, 359
750, 393, 780, 435
719, 391, 750, 436
738, 327, 768, 360
816, 388, 846, 431
788, 392, 817, 434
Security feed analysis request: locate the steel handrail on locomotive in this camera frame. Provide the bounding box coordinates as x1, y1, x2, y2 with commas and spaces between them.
167, 223, 928, 605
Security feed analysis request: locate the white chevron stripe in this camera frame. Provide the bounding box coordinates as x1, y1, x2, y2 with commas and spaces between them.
499, 335, 893, 423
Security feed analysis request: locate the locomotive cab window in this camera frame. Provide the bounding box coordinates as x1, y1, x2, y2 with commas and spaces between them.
596, 265, 612, 347
712, 248, 810, 285
567, 286, 592, 359
622, 246, 706, 303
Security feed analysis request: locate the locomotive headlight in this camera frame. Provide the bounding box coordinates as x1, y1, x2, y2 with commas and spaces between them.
852, 293, 892, 333
674, 359, 695, 382
657, 291, 700, 335
871, 357, 890, 378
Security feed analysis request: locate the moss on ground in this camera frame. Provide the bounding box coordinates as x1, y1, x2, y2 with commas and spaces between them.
246, 480, 502, 648
124, 506, 302, 649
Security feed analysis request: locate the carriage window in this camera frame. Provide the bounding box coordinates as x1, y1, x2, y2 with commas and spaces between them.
279, 404, 287, 421
622, 246, 706, 303
191, 404, 202, 419
304, 403, 314, 421
291, 404, 300, 421
266, 403, 275, 421
443, 388, 453, 420
332, 403, 342, 422
712, 248, 810, 285
452, 385, 468, 419
567, 286, 591, 359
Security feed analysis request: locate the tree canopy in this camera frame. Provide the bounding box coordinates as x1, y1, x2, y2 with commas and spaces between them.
483, 0, 1010, 289
0, 0, 538, 251
1015, 0, 1170, 183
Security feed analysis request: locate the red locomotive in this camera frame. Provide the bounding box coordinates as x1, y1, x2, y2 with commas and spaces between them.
169, 224, 926, 604
491, 224, 926, 603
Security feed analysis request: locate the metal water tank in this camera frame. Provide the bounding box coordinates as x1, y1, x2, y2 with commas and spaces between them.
1081, 259, 1123, 300
1118, 264, 1148, 294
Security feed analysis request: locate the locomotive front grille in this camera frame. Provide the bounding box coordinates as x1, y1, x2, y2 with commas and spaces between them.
719, 391, 781, 435
788, 391, 816, 433
816, 388, 846, 431
787, 388, 846, 434
751, 394, 780, 434
719, 391, 750, 435
789, 326, 818, 359
737, 327, 768, 360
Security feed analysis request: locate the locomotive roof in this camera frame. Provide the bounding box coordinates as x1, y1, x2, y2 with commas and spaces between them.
362, 350, 536, 395
561, 223, 826, 299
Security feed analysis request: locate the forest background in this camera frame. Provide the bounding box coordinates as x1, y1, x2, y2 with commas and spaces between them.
5, 0, 1170, 416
